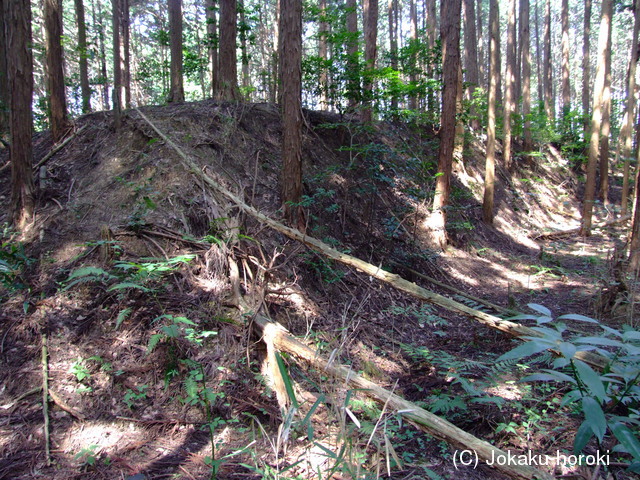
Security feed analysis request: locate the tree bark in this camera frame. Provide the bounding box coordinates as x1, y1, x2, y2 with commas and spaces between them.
408, 0, 418, 110
388, 0, 399, 111
6, 0, 35, 228
582, 0, 592, 138
205, 0, 218, 96
620, 0, 640, 215
560, 0, 570, 120
345, 0, 359, 110
534, 0, 542, 103
216, 0, 240, 100
0, 0, 8, 136
598, 23, 612, 207
167, 0, 184, 103
74, 0, 91, 113
431, 0, 461, 249
425, 0, 437, 111
121, 0, 131, 108
521, 0, 532, 152
44, 0, 70, 142
581, 0, 612, 236
543, 0, 554, 122
319, 0, 329, 109
94, 0, 110, 110
112, 0, 122, 128
482, 0, 499, 225
361, 0, 378, 122
239, 0, 250, 91
279, 0, 303, 228
476, 0, 484, 88
503, 0, 516, 170
462, 0, 479, 130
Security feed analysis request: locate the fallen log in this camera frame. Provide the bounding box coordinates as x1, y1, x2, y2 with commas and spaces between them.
133, 108, 609, 372
246, 305, 554, 480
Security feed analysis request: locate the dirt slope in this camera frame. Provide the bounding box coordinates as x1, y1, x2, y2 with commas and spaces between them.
0, 101, 634, 480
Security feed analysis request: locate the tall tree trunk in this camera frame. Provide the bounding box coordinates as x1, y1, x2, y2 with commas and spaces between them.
521, 0, 532, 152
6, 0, 35, 228
0, 0, 8, 136
345, 0, 359, 110
167, 0, 184, 103
431, 0, 462, 249
425, 0, 437, 111
121, 0, 131, 108
279, 0, 303, 228
44, 0, 70, 142
388, 0, 398, 110
217, 0, 240, 100
408, 0, 418, 110
629, 165, 640, 272
580, 0, 612, 236
239, 0, 250, 92
319, 0, 329, 109
112, 0, 122, 128
620, 0, 640, 215
95, 0, 110, 110
463, 0, 479, 130
598, 23, 612, 207
560, 0, 570, 121
272, 0, 280, 103
482, 0, 499, 225
361, 0, 378, 122
205, 0, 218, 96
503, 0, 516, 169
476, 0, 484, 88
582, 0, 592, 138
74, 0, 91, 113
535, 0, 542, 103
543, 0, 554, 122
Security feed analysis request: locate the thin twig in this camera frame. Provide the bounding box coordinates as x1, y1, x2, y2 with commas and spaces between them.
34, 125, 88, 172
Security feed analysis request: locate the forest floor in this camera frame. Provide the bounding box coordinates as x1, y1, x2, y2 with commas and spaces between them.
0, 101, 637, 480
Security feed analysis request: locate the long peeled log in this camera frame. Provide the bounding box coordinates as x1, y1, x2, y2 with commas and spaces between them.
247, 307, 554, 480
133, 108, 608, 372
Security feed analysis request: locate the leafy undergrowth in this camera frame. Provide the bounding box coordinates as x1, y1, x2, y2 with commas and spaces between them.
0, 101, 638, 480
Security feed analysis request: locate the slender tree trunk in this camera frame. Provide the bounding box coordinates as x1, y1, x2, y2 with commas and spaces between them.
543, 0, 554, 122
425, 0, 437, 111
319, 0, 329, 109
621, 0, 640, 215
503, 0, 516, 169
167, 0, 184, 103
44, 0, 70, 142
239, 0, 250, 92
629, 166, 640, 271
192, 2, 207, 99
279, 0, 303, 228
112, 0, 122, 128
345, 0, 359, 110
463, 0, 479, 130
581, 0, 612, 236
0, 0, 9, 136
476, 0, 484, 88
408, 0, 418, 110
535, 0, 542, 103
388, 0, 398, 110
483, 0, 499, 225
216, 0, 240, 100
521, 0, 532, 152
361, 0, 378, 122
74, 0, 91, 113
121, 0, 131, 108
95, 0, 109, 110
205, 0, 218, 96
582, 0, 592, 138
560, 0, 570, 121
6, 0, 35, 228
431, 0, 462, 249
272, 0, 279, 103
599, 23, 612, 207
